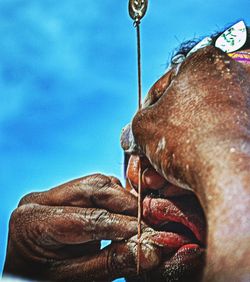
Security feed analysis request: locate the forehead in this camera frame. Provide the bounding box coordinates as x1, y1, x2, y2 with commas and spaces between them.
170, 22, 250, 68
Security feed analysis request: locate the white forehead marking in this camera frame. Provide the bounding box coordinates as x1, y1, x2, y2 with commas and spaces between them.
156, 137, 166, 153
187, 37, 213, 57
215, 20, 247, 53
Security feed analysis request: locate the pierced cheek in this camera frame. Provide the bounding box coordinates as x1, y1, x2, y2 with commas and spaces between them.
126, 155, 167, 192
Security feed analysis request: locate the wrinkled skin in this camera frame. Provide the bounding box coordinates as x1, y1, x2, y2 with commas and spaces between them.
131, 46, 250, 281
3, 45, 250, 281
4, 174, 163, 281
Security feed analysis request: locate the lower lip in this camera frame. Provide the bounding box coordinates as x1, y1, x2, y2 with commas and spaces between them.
160, 243, 205, 280
143, 196, 206, 267
151, 231, 203, 256
150, 231, 205, 280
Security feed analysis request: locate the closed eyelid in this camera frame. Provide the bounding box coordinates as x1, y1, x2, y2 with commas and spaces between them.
142, 69, 174, 108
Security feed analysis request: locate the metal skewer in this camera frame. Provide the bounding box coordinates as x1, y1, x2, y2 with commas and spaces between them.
128, 0, 148, 275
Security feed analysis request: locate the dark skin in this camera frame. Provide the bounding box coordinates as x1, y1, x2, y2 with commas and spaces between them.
132, 46, 250, 281
3, 45, 250, 281
4, 174, 163, 281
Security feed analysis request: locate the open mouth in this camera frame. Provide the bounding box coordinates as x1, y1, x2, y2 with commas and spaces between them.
125, 154, 206, 280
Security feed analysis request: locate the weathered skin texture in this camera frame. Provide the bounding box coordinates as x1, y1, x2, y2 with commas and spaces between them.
3, 45, 250, 281
3, 174, 163, 281
131, 46, 250, 281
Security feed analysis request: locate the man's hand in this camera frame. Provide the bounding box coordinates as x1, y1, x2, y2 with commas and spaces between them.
3, 174, 161, 281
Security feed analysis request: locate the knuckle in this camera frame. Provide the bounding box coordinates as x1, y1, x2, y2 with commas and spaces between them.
9, 207, 20, 231
18, 192, 38, 206
9, 204, 38, 228
140, 242, 161, 270
8, 204, 48, 263
75, 174, 122, 193
8, 204, 35, 239
85, 173, 112, 189
107, 242, 144, 276
109, 176, 122, 186
127, 236, 161, 271
107, 244, 128, 275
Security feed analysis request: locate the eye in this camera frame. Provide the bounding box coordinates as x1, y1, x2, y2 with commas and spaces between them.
143, 69, 174, 108
171, 53, 186, 65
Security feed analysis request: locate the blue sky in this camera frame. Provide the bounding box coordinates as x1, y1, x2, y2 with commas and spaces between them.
0, 0, 249, 278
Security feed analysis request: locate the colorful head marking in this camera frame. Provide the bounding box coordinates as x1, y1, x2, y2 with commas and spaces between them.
170, 21, 248, 69
215, 21, 247, 53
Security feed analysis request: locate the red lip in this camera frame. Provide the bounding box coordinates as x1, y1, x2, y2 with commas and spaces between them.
143, 195, 206, 249
125, 153, 206, 277
142, 194, 206, 280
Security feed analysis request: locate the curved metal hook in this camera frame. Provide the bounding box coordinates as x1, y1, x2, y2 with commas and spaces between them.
128, 0, 148, 23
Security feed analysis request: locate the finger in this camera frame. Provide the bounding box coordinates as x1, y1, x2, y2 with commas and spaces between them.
18, 174, 137, 216
48, 231, 162, 282
10, 204, 138, 260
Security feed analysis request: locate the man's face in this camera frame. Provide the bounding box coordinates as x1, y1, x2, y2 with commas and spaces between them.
120, 30, 250, 280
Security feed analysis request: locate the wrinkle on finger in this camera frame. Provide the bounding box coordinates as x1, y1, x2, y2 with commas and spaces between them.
10, 204, 138, 249
18, 174, 137, 216
9, 204, 60, 262
107, 231, 163, 280
18, 174, 111, 207
49, 233, 161, 281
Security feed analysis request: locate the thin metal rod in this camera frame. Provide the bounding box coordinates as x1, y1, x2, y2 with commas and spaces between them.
136, 23, 142, 109
128, 0, 148, 276
137, 160, 142, 275
135, 20, 143, 275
